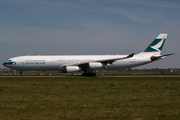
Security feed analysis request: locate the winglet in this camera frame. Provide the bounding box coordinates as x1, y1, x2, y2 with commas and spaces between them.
127, 53, 135, 58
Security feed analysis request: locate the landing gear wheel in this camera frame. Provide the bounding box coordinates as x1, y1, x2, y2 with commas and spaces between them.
92, 73, 96, 76
82, 72, 96, 76
82, 73, 87, 76
20, 71, 23, 76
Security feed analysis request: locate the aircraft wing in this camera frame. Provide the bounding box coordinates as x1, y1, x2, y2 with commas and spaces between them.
61, 53, 135, 67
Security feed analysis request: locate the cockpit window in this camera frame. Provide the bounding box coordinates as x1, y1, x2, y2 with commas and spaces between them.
6, 60, 12, 62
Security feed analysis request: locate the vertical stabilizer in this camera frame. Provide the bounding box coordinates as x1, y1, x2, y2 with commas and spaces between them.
142, 33, 167, 55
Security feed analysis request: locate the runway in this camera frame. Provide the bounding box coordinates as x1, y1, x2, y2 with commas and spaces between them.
0, 75, 180, 77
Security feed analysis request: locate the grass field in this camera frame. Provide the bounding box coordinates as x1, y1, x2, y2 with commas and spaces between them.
0, 77, 180, 120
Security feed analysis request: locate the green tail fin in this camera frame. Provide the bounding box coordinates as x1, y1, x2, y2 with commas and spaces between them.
143, 33, 167, 55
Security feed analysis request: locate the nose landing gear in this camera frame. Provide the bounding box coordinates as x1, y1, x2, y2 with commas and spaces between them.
20, 71, 23, 76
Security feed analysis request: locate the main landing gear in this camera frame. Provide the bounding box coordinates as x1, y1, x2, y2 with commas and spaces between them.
82, 72, 96, 77
20, 71, 23, 76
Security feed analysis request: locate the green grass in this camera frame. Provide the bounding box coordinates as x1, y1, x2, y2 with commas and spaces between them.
0, 77, 180, 120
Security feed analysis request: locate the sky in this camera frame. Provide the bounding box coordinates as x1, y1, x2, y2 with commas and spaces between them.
0, 0, 180, 69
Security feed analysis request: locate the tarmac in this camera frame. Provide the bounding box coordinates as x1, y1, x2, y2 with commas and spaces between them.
0, 76, 180, 77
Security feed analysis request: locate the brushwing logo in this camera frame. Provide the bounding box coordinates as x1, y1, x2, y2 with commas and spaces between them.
150, 38, 164, 52
144, 36, 166, 53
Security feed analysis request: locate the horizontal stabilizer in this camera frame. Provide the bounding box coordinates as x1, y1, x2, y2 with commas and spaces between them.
151, 53, 175, 61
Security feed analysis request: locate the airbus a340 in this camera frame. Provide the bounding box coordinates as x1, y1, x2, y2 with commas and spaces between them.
3, 33, 174, 76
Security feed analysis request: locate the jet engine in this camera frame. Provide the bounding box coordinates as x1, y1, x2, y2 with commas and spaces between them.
59, 66, 82, 73
88, 62, 106, 69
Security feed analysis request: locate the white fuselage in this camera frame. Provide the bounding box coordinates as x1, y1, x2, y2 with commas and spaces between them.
3, 54, 152, 71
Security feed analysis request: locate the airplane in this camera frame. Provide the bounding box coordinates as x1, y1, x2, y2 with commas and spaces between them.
3, 33, 174, 76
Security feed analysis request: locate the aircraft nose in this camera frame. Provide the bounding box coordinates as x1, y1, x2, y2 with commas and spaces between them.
3, 62, 7, 66
3, 61, 15, 66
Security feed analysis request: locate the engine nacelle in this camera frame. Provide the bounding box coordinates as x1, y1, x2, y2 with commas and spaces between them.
89, 62, 106, 69
59, 66, 82, 73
